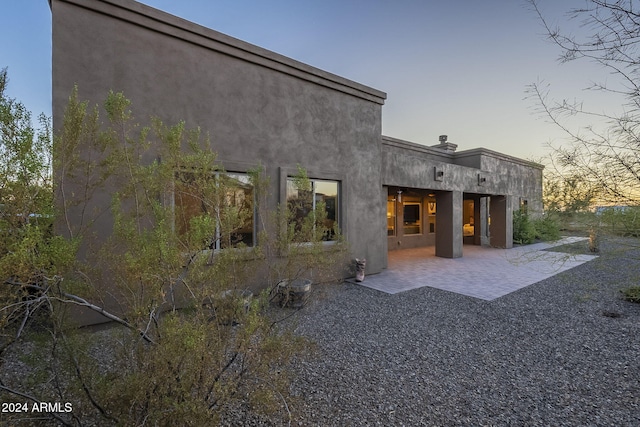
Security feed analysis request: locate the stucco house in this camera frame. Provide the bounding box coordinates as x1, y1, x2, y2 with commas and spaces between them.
51, 0, 543, 279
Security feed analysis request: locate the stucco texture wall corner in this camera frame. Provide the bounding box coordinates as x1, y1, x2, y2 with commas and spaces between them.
342, 120, 386, 275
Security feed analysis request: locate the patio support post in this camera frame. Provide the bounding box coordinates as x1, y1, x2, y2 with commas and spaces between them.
480, 197, 489, 246
489, 195, 513, 248
435, 190, 463, 258
473, 196, 482, 245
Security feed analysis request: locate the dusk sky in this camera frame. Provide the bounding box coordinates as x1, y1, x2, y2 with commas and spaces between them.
1, 0, 620, 161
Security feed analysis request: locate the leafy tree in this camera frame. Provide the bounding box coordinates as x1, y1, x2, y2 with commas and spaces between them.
1, 77, 348, 425
542, 167, 597, 215
0, 68, 77, 347
540, 163, 599, 231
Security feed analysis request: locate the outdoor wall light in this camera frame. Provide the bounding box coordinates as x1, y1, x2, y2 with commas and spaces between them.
478, 174, 487, 186
397, 190, 403, 203
434, 167, 444, 181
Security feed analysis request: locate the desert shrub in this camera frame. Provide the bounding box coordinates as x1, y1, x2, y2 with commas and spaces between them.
532, 215, 561, 242
1, 83, 348, 425
620, 286, 640, 303
513, 209, 536, 244
600, 207, 640, 237
514, 210, 561, 245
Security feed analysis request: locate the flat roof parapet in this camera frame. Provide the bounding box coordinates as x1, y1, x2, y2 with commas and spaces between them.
455, 148, 544, 170
382, 135, 455, 158
56, 0, 387, 105
382, 135, 543, 170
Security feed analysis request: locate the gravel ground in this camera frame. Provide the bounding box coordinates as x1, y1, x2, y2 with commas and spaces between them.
3, 238, 639, 426
276, 237, 640, 426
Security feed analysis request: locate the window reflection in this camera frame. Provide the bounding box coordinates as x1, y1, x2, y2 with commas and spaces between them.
174, 172, 254, 249
287, 178, 339, 241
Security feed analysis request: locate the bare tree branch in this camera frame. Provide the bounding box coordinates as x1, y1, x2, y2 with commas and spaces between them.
527, 0, 640, 206
3, 277, 156, 345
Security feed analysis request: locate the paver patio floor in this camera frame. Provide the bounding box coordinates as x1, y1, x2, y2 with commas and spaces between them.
355, 237, 599, 300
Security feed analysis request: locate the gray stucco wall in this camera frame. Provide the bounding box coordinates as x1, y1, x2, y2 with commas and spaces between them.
382, 137, 542, 254
52, 0, 387, 274
51, 0, 544, 289
381, 137, 543, 215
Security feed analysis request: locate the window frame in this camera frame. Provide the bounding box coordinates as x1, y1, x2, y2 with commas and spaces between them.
279, 167, 345, 244
286, 177, 340, 242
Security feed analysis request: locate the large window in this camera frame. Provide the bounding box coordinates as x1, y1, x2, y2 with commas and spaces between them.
286, 178, 339, 241
174, 172, 254, 250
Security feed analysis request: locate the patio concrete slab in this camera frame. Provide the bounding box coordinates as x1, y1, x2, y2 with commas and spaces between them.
353, 237, 599, 300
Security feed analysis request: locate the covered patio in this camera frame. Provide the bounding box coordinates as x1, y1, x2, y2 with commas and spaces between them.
356, 237, 599, 300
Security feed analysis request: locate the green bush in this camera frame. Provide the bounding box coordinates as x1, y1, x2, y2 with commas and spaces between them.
532, 215, 561, 242
513, 211, 561, 244
513, 210, 536, 244
600, 207, 640, 237
620, 286, 640, 303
